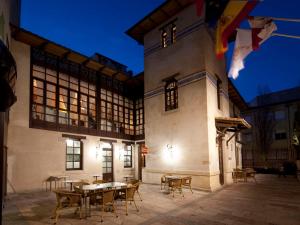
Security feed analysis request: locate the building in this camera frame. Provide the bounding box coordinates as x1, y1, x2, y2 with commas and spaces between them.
0, 0, 20, 220
242, 86, 300, 170
0, 0, 251, 208
126, 0, 249, 191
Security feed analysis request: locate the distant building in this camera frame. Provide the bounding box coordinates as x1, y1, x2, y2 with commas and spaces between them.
242, 86, 300, 169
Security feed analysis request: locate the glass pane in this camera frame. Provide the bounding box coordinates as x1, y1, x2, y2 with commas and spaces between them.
74, 147, 80, 154
74, 155, 80, 162
107, 168, 112, 173
74, 141, 80, 147
66, 162, 73, 169
67, 147, 73, 154
107, 162, 112, 168
74, 162, 80, 168
67, 155, 74, 161
103, 168, 107, 173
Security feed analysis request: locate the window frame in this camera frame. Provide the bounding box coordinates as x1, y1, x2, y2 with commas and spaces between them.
65, 138, 83, 171
165, 78, 178, 111
124, 144, 133, 168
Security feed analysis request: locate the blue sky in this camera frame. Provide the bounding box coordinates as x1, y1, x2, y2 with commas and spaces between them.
21, 0, 300, 102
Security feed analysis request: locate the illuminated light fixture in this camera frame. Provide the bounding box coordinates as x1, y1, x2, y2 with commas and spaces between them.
166, 144, 173, 152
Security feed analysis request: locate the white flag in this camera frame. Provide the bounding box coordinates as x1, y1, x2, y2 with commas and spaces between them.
229, 29, 252, 79
229, 17, 277, 79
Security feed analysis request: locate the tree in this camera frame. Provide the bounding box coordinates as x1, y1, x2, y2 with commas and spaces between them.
252, 86, 275, 163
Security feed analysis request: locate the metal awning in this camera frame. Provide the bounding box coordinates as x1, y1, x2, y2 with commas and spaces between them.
215, 117, 251, 132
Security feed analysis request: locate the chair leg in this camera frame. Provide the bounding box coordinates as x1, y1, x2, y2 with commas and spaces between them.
189, 185, 193, 194
101, 203, 104, 222
125, 200, 128, 216
54, 211, 59, 224
137, 190, 142, 201
133, 200, 139, 212
112, 204, 118, 218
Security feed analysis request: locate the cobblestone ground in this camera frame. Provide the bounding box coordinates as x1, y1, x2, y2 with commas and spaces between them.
2, 174, 300, 225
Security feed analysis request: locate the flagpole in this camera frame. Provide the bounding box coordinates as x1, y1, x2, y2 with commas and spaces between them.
270, 17, 300, 23
272, 32, 300, 40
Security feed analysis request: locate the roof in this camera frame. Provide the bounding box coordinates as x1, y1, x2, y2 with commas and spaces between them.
11, 25, 132, 81
126, 0, 194, 44
228, 79, 248, 111
248, 86, 300, 108
215, 117, 251, 132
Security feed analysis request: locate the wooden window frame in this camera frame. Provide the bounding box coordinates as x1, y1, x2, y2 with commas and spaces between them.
165, 78, 178, 111
65, 138, 83, 171
30, 47, 144, 140
123, 144, 133, 168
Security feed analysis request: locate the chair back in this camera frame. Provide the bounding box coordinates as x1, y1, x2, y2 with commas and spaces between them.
182, 176, 192, 185
169, 178, 182, 188
92, 180, 105, 184
126, 186, 136, 200
102, 189, 115, 204
53, 190, 81, 206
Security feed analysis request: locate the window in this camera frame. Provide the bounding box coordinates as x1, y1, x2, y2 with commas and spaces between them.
124, 144, 132, 168
30, 47, 143, 139
274, 110, 285, 120
165, 79, 178, 111
275, 131, 287, 140
217, 79, 222, 110
171, 24, 176, 44
161, 29, 167, 48
66, 139, 82, 170
135, 98, 144, 136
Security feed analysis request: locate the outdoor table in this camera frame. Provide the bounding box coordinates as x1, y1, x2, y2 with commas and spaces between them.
92, 174, 102, 181
123, 175, 134, 182
75, 182, 128, 217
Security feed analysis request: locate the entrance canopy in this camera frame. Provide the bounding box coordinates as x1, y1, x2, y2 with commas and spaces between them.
215, 117, 251, 133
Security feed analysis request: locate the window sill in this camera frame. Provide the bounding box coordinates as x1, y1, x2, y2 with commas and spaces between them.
164, 108, 179, 114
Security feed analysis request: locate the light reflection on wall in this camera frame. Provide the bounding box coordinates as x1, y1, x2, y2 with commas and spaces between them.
162, 144, 181, 165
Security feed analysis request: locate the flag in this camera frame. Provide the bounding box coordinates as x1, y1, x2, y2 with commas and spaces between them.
195, 0, 204, 16
228, 29, 252, 79
248, 16, 277, 50
229, 18, 276, 79
215, 0, 258, 58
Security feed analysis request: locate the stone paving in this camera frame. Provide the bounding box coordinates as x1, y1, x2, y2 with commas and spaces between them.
2, 174, 300, 225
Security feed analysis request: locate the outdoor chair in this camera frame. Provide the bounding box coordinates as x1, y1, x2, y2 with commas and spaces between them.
98, 189, 118, 222
52, 190, 83, 224
92, 179, 105, 184
116, 186, 139, 215
232, 168, 245, 182
160, 173, 172, 190
127, 179, 142, 201
182, 176, 193, 193
168, 178, 184, 198
244, 168, 257, 183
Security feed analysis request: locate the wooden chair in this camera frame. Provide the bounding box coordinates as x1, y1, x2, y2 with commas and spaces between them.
92, 179, 105, 184
127, 180, 142, 201
244, 168, 257, 183
160, 174, 172, 190
116, 186, 139, 216
182, 176, 193, 193
52, 190, 83, 224
232, 168, 245, 182
168, 178, 184, 198
99, 189, 118, 222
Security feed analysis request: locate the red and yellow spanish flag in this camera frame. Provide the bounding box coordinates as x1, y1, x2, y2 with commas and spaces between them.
215, 0, 258, 58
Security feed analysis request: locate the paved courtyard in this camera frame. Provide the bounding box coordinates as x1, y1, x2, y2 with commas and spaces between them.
2, 174, 300, 225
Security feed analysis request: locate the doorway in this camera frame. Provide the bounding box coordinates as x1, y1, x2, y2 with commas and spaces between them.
138, 143, 146, 181
102, 145, 113, 182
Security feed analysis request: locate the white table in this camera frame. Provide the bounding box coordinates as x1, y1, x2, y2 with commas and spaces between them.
62, 179, 83, 190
